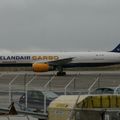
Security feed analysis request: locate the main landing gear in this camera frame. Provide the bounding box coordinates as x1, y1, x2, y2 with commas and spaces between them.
57, 71, 66, 76
56, 66, 66, 76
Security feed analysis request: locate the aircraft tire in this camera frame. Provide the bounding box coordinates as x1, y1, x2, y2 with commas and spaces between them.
57, 72, 66, 76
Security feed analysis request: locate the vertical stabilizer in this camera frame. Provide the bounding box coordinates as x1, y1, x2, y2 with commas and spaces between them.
111, 44, 120, 53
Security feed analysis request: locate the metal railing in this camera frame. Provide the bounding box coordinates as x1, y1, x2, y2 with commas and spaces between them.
88, 74, 101, 94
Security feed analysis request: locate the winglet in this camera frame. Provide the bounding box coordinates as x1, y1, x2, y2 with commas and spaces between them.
111, 44, 120, 53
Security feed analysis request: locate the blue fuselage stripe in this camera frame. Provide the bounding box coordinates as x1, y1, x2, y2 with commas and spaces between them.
0, 62, 119, 68
63, 62, 120, 68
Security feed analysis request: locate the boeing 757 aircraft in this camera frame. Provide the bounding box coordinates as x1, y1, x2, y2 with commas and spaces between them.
0, 44, 120, 75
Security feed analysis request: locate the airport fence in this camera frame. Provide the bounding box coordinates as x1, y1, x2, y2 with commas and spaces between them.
0, 71, 119, 115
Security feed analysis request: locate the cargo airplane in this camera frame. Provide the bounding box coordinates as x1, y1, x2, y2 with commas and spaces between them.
0, 44, 120, 75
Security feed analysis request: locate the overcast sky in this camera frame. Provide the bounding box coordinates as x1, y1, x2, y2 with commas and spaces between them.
0, 0, 120, 52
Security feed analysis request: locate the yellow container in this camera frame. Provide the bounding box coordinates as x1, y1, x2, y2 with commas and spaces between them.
48, 95, 88, 120
48, 95, 120, 120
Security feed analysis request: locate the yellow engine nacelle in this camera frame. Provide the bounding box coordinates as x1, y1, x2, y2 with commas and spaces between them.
32, 63, 50, 72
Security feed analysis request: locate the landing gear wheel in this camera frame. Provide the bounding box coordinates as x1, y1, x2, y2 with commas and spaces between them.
57, 72, 66, 76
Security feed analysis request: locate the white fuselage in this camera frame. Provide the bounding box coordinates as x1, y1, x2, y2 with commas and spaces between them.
0, 52, 120, 66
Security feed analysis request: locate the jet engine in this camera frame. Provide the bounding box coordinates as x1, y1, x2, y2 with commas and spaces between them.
32, 63, 53, 72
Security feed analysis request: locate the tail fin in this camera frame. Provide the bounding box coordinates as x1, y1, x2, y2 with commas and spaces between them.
111, 44, 120, 53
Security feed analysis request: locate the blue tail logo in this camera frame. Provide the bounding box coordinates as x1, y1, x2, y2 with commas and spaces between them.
111, 44, 120, 53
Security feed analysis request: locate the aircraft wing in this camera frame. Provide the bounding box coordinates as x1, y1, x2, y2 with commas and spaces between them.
48, 57, 74, 66
35, 57, 74, 66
